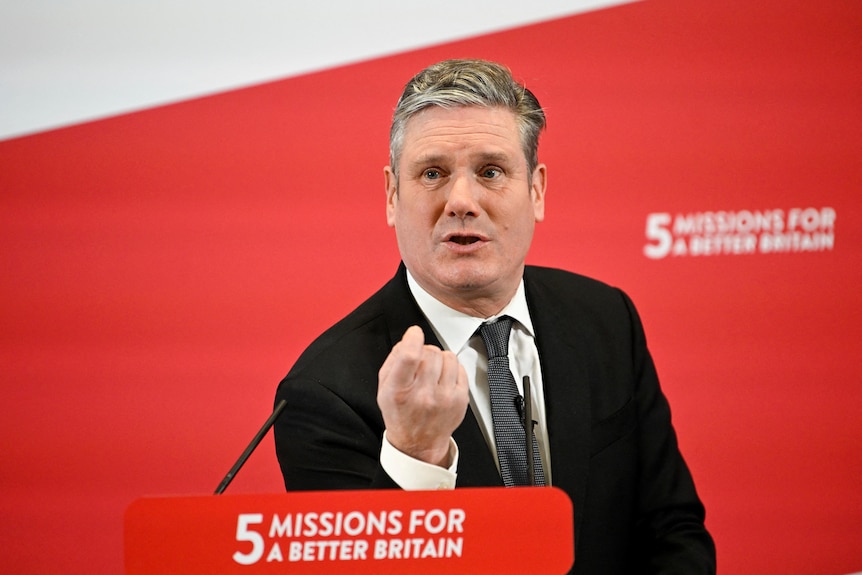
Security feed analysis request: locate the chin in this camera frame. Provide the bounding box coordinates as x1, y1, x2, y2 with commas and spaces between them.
437, 268, 496, 292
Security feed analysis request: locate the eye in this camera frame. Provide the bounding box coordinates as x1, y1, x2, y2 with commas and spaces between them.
481, 166, 502, 179
423, 168, 442, 180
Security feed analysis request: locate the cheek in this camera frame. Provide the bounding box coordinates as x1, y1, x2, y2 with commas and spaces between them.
497, 204, 534, 232
405, 197, 445, 227
394, 203, 436, 247
505, 211, 538, 248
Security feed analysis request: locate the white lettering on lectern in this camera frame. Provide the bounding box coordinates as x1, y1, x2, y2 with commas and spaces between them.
233, 507, 466, 565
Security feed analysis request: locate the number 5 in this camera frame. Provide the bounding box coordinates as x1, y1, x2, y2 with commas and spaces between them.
644, 213, 672, 259
233, 513, 265, 565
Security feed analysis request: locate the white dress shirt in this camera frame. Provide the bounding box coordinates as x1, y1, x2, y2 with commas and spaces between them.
379, 270, 552, 489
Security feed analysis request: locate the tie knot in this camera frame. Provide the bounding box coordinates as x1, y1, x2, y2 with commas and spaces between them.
479, 316, 513, 359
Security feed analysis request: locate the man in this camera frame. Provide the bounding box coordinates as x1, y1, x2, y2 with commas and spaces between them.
274, 59, 716, 573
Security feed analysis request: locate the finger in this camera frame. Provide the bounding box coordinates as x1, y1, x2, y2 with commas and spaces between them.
378, 325, 425, 385
456, 362, 469, 390
440, 353, 470, 407
414, 344, 444, 389
438, 350, 462, 387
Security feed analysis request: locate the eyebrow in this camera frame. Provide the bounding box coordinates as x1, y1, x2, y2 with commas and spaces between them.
408, 154, 447, 168
409, 151, 514, 168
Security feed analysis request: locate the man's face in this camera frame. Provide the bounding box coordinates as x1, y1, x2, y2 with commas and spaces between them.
385, 105, 546, 316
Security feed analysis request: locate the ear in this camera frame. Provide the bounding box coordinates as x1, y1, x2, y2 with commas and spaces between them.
531, 163, 547, 222
384, 166, 398, 228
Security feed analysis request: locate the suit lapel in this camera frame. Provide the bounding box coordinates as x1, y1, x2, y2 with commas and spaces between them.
382, 264, 594, 500
381, 264, 502, 487
453, 408, 504, 486
525, 268, 592, 551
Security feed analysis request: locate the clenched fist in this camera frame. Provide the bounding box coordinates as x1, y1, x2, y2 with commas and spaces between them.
377, 325, 470, 467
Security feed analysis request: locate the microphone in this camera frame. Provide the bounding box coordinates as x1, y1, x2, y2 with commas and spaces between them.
214, 399, 287, 495
523, 376, 535, 486
515, 395, 525, 420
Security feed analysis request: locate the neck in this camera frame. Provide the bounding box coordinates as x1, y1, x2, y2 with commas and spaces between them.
435, 293, 511, 319
407, 270, 522, 319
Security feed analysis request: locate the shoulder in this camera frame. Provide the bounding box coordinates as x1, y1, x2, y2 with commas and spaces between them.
287, 276, 401, 379
525, 265, 613, 290
283, 266, 425, 389
523, 265, 644, 338
524, 265, 632, 308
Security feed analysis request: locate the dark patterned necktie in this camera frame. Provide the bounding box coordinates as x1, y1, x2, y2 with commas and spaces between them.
479, 316, 546, 487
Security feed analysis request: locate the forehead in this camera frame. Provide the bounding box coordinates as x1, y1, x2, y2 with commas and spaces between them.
400, 106, 523, 163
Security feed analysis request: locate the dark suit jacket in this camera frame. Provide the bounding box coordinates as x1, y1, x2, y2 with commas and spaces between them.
274, 264, 716, 574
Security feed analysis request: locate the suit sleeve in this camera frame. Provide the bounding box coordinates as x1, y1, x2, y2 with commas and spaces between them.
274, 375, 398, 491
621, 290, 717, 574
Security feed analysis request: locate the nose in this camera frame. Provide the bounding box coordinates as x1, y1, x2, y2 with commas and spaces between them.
445, 173, 480, 219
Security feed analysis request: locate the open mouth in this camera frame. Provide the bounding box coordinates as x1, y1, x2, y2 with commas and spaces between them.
449, 235, 481, 245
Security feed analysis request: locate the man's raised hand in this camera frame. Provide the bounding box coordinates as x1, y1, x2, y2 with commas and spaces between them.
377, 325, 469, 467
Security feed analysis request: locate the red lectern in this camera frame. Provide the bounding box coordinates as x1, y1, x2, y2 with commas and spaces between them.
125, 487, 573, 574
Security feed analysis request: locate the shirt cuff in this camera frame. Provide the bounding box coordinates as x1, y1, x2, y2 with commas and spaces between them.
380, 431, 458, 490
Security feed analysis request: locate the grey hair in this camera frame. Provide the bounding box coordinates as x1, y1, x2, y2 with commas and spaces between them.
388, 59, 546, 176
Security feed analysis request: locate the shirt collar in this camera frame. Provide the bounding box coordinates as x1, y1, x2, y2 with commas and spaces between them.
406, 269, 535, 353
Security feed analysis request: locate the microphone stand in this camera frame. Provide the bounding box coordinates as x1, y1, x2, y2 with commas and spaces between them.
214, 399, 287, 495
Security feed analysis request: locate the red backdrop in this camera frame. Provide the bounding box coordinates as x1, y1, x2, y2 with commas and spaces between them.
2, 1, 860, 573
